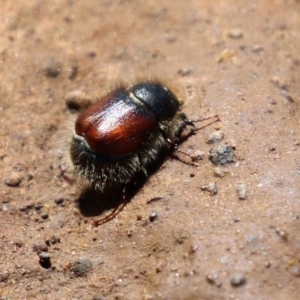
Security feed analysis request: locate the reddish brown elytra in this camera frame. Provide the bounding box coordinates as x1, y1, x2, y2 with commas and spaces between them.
75, 89, 158, 156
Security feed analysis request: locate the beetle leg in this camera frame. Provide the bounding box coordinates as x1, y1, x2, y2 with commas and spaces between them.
187, 115, 220, 131
92, 183, 130, 227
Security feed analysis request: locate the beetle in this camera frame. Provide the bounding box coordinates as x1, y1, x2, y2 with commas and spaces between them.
68, 80, 218, 225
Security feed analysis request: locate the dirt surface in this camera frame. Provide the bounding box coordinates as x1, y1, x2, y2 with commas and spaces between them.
1, 1, 300, 299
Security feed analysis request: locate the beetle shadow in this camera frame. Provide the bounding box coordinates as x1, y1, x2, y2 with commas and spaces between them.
77, 145, 197, 218
77, 178, 144, 217
77, 160, 165, 218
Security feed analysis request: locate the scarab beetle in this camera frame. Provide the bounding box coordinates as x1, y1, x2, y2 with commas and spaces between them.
69, 80, 218, 225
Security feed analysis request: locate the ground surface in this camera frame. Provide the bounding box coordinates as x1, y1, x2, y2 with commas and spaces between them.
1, 1, 300, 299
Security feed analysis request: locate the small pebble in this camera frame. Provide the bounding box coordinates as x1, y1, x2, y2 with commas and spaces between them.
207, 131, 224, 144
68, 65, 78, 80
273, 227, 288, 241
206, 272, 222, 287
183, 270, 194, 276
270, 76, 287, 89
177, 67, 193, 76
19, 204, 34, 213
290, 266, 300, 277
189, 244, 199, 253
65, 90, 92, 111
252, 45, 264, 53
227, 29, 243, 39
35, 203, 43, 211
176, 235, 188, 245
201, 182, 218, 195
70, 259, 93, 277
2, 203, 10, 211
213, 167, 225, 178
270, 77, 294, 102
217, 49, 235, 63
264, 261, 271, 268
208, 145, 236, 165
27, 173, 34, 181
230, 273, 246, 287
43, 58, 61, 78
54, 198, 64, 205
236, 182, 248, 200
281, 89, 294, 103
149, 212, 158, 222
50, 235, 61, 245
14, 240, 23, 248
0, 272, 9, 282
39, 252, 51, 269
5, 172, 23, 187
41, 212, 49, 220
33, 242, 49, 253
156, 260, 167, 273
267, 96, 277, 105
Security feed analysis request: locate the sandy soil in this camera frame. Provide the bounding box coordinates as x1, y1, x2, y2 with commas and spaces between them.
1, 1, 300, 299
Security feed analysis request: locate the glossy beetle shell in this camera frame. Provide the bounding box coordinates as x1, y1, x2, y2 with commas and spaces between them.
74, 89, 159, 157
69, 81, 188, 191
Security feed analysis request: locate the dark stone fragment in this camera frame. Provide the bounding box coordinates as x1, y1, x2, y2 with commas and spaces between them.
70, 259, 93, 277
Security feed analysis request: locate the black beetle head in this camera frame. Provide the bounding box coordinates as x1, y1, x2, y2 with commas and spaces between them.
130, 83, 180, 121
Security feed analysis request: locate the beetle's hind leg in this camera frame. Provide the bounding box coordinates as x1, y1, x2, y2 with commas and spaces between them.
92, 183, 130, 227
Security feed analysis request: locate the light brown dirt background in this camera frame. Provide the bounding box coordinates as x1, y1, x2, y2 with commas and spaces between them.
1, 1, 300, 299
